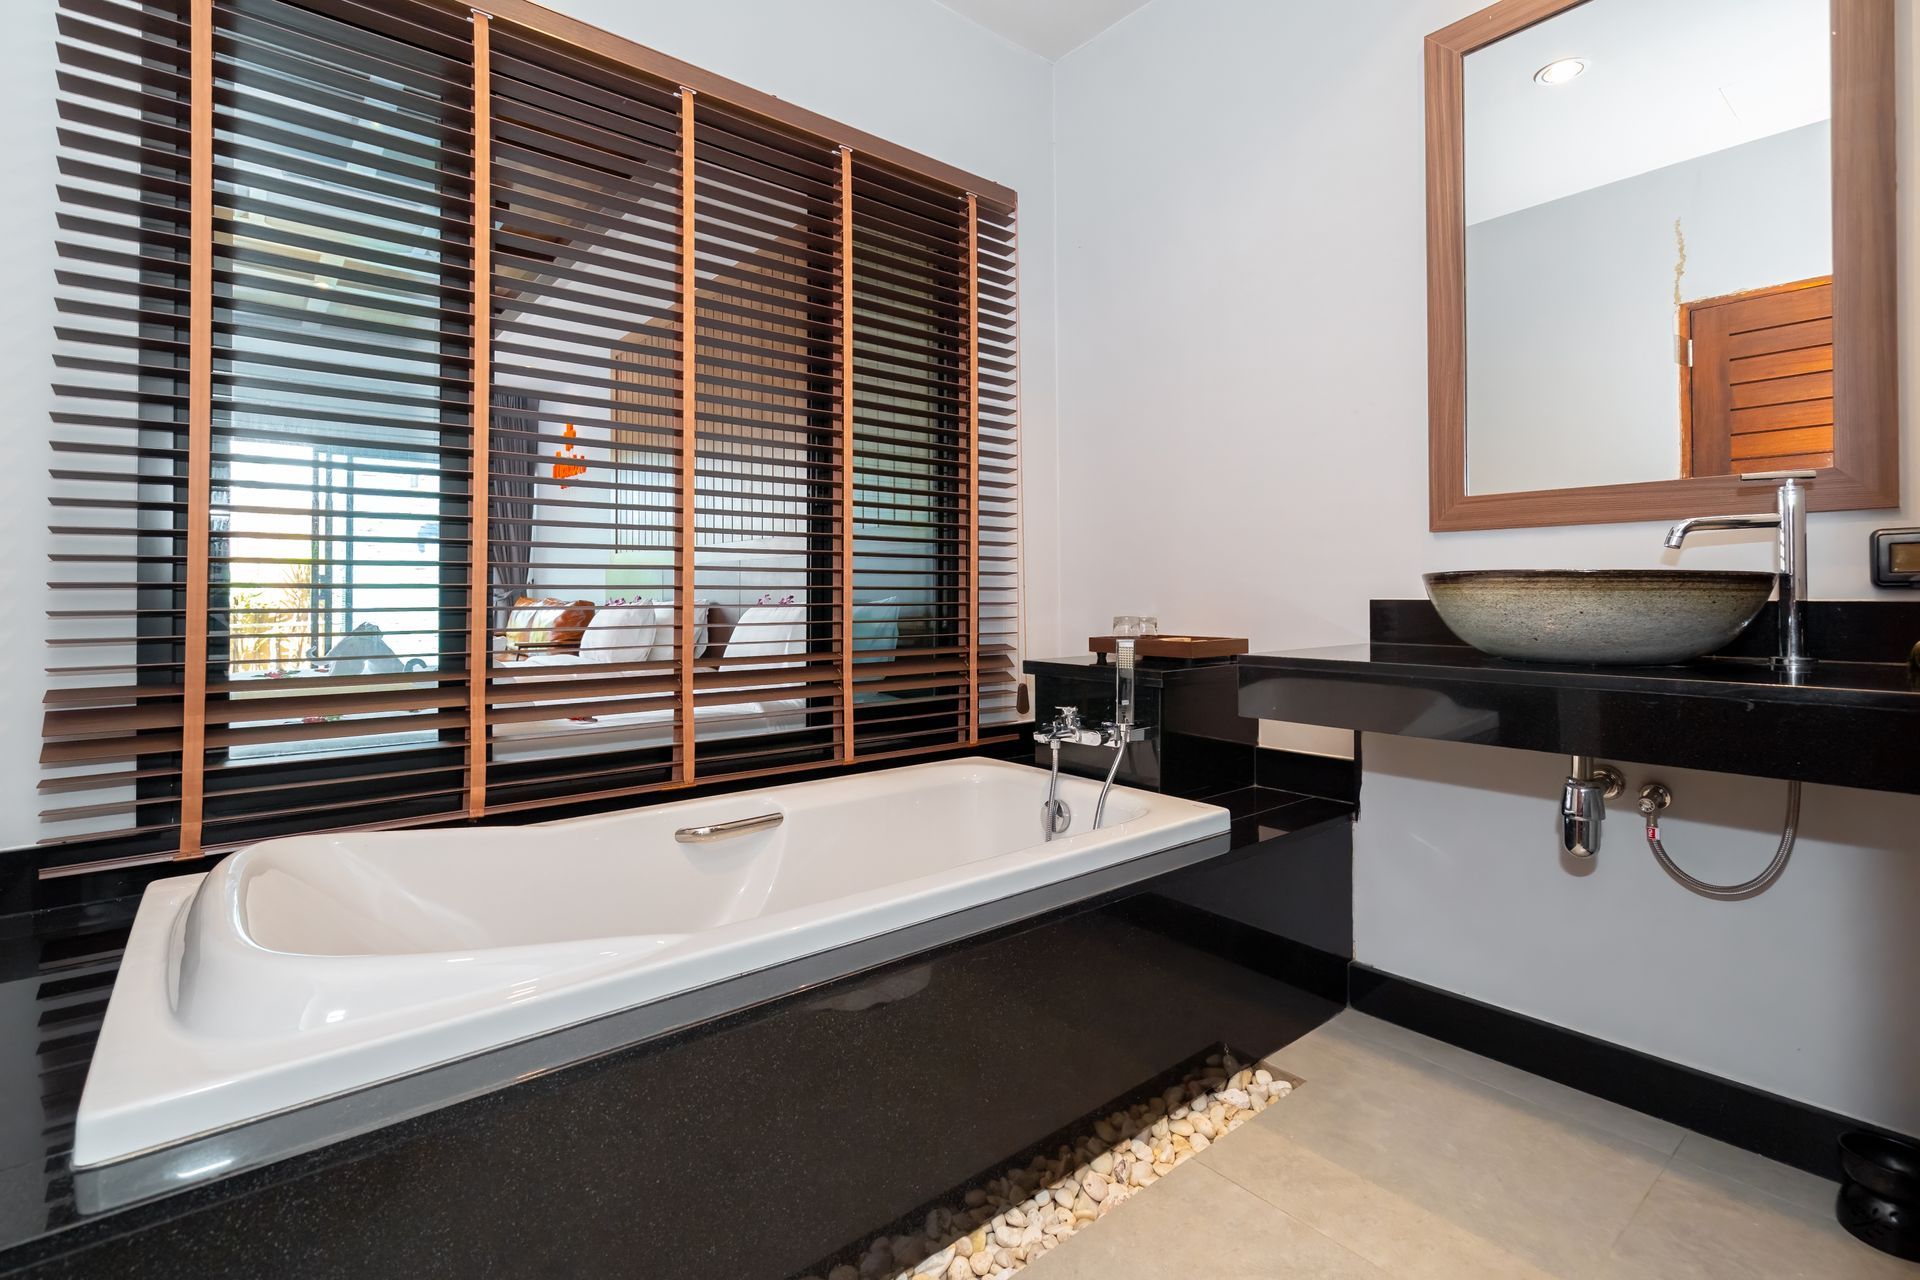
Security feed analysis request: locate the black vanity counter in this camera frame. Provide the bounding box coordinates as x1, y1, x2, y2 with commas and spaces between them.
1239, 599, 1920, 795
0, 781, 1352, 1279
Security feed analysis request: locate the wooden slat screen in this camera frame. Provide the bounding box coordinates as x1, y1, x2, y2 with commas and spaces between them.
974, 198, 1022, 729
846, 159, 974, 754
44, 0, 197, 858
43, 0, 1020, 865
198, 0, 476, 845
478, 23, 687, 811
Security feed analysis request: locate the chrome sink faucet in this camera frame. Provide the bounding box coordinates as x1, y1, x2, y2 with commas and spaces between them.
1664, 470, 1813, 673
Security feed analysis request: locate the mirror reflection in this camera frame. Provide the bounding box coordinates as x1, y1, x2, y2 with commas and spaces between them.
1464, 0, 1832, 496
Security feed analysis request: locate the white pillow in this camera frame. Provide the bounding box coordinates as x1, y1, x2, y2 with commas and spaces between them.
579, 601, 658, 665
724, 604, 808, 670
648, 599, 711, 663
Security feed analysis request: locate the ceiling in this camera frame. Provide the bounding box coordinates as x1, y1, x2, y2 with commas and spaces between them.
1466, 0, 1829, 224
934, 0, 1155, 59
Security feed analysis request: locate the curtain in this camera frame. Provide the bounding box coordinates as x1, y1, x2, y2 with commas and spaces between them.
489, 393, 538, 629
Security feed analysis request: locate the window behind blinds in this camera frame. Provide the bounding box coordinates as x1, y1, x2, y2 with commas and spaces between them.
200, 0, 476, 843
43, 0, 1022, 868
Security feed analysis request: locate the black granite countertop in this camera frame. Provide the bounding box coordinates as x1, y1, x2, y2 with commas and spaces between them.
1022, 653, 1241, 686
1241, 642, 1920, 711
0, 782, 1350, 1278
1238, 599, 1920, 796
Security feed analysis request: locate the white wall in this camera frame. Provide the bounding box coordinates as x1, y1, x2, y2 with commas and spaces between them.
1055, 0, 1920, 1132
1468, 123, 1832, 495
0, 0, 1060, 853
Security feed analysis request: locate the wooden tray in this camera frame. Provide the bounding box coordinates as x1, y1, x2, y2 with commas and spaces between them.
1088, 634, 1249, 660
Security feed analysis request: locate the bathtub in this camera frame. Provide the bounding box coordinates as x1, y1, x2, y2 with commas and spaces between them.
74, 758, 1228, 1171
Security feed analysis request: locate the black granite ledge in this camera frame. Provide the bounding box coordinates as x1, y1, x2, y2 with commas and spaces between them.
1240, 600, 1920, 795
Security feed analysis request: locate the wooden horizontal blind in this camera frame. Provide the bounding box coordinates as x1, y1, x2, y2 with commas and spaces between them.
973, 197, 1022, 728
847, 159, 976, 754
478, 23, 687, 811
197, 0, 476, 845
685, 99, 846, 781
44, 0, 197, 858
42, 0, 1021, 864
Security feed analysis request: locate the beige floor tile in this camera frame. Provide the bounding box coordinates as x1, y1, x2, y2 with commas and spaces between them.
1029, 1162, 1387, 1279
1198, 1124, 1561, 1280
1208, 1019, 1670, 1277
1670, 1133, 1840, 1217
1602, 1158, 1912, 1279
1333, 1011, 1686, 1157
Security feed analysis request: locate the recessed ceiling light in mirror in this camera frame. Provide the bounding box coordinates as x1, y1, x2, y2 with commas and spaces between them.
1533, 57, 1589, 85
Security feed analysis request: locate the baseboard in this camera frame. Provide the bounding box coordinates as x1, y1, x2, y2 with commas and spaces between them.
1348, 964, 1911, 1183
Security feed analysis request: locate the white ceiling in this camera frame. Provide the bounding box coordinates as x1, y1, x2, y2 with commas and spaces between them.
934, 0, 1155, 59
1466, 0, 1829, 224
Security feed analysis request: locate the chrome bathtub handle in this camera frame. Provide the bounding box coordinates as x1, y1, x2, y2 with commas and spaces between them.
674, 812, 783, 844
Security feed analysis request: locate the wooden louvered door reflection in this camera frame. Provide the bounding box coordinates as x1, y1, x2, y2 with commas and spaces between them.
1683, 277, 1834, 476
43, 0, 1021, 868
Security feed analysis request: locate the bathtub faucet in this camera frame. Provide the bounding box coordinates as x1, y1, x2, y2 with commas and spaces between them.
1031, 642, 1153, 841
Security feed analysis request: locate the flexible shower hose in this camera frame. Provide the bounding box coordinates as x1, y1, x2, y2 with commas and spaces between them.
1641, 780, 1800, 900
1092, 736, 1125, 831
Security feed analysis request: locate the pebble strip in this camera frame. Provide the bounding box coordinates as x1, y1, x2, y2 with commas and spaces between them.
802, 1053, 1293, 1280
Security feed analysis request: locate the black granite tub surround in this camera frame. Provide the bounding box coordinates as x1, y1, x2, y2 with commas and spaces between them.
1239, 599, 1920, 796
0, 793, 1353, 1279
1024, 655, 1256, 797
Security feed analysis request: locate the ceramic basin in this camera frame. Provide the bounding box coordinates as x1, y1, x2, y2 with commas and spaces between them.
1423, 569, 1777, 665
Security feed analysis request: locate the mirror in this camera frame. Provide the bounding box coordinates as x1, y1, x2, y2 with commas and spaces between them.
1426, 0, 1897, 530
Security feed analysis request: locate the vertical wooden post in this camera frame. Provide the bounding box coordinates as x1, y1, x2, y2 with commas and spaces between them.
837, 148, 856, 762
963, 194, 980, 746
677, 89, 699, 780
465, 10, 492, 818
178, 0, 214, 857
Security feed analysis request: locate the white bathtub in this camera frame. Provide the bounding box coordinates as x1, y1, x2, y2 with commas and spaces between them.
75, 758, 1227, 1169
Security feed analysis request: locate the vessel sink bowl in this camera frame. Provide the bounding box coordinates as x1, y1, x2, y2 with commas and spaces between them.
1423, 569, 1776, 665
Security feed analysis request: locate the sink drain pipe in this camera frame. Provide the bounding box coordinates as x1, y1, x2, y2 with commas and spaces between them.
1559, 756, 1623, 859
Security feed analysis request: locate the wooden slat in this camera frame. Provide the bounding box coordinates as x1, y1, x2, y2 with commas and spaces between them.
1723, 285, 1831, 333
1731, 426, 1835, 461
837, 146, 856, 763
1726, 317, 1833, 360
965, 192, 979, 746
178, 0, 213, 859
466, 8, 492, 817
676, 87, 697, 781
1731, 400, 1834, 434
1731, 346, 1833, 382
1728, 370, 1833, 409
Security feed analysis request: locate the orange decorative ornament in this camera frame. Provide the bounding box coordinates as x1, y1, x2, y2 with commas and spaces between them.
553, 422, 586, 486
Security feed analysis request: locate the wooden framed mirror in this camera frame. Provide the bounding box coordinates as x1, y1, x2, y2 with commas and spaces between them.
1426, 0, 1897, 531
